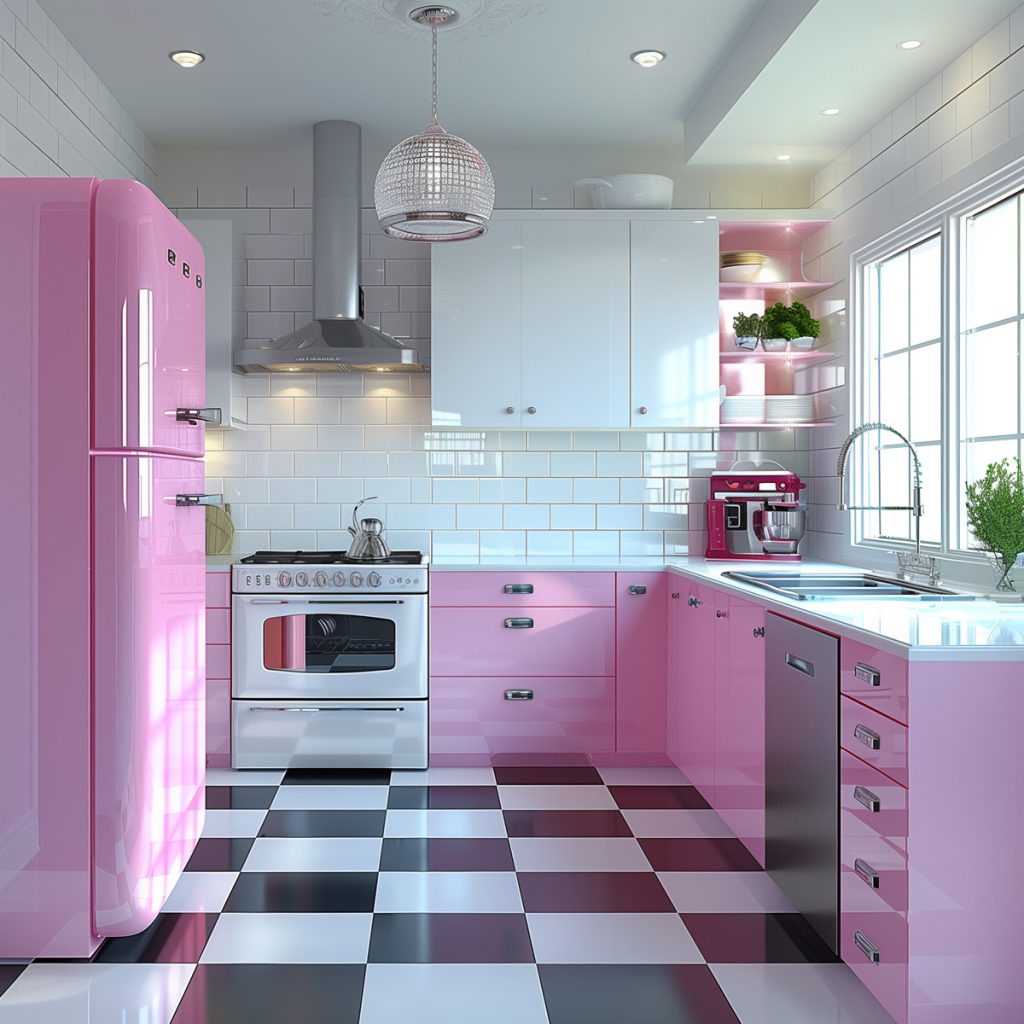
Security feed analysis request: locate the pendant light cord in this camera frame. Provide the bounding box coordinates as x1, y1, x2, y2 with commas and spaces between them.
431, 23, 438, 121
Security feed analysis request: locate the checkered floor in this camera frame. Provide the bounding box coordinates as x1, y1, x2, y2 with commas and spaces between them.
0, 765, 894, 1024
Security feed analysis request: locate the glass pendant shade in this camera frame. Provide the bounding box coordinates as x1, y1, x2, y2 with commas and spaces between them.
374, 9, 494, 242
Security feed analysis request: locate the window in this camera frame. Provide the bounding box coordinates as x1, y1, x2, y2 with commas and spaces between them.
854, 169, 1024, 565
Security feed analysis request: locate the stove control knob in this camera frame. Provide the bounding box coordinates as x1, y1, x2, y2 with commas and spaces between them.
350, 571, 364, 588
295, 571, 309, 587
314, 571, 328, 588
333, 571, 346, 587
277, 571, 292, 588
368, 572, 382, 588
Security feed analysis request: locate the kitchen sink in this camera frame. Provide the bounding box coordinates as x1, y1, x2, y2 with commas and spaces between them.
722, 570, 975, 601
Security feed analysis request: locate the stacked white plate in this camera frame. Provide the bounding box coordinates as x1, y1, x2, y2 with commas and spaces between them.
765, 394, 815, 423
720, 396, 767, 423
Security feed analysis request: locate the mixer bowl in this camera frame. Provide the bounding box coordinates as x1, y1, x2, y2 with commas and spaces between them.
761, 507, 806, 554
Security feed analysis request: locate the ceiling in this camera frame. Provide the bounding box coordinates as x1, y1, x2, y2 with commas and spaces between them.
38, 0, 1024, 173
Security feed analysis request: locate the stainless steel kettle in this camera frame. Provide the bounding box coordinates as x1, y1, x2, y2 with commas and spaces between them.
346, 497, 391, 560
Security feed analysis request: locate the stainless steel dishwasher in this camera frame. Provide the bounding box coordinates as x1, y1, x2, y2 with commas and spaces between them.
764, 612, 839, 954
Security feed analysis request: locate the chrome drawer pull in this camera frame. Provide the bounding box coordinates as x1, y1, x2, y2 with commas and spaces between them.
854, 724, 882, 750
753, 626, 765, 638
175, 493, 222, 507
176, 406, 222, 425
504, 617, 534, 629
855, 662, 881, 687
785, 652, 815, 676
854, 858, 881, 888
248, 706, 405, 713
687, 596, 702, 607
504, 583, 534, 594
854, 930, 881, 964
628, 584, 647, 595
504, 689, 534, 701
854, 785, 881, 812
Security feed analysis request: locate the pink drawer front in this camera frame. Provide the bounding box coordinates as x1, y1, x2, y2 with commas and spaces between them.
430, 606, 615, 677
841, 830, 907, 914
841, 875, 908, 1024
841, 697, 908, 787
206, 608, 230, 645
841, 751, 907, 852
206, 571, 230, 608
430, 676, 615, 758
430, 571, 615, 608
841, 637, 908, 725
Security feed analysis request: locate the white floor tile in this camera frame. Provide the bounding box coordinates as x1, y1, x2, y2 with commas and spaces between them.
270, 785, 389, 810
241, 837, 382, 872
621, 809, 735, 839
206, 769, 285, 787
390, 767, 496, 786
510, 837, 650, 872
360, 964, 548, 1024
711, 964, 896, 1024
161, 871, 238, 913
373, 872, 524, 913
200, 913, 372, 963
497, 785, 617, 810
0, 964, 194, 1024
383, 809, 507, 838
527, 912, 703, 964
597, 766, 691, 785
658, 872, 796, 914
201, 809, 267, 838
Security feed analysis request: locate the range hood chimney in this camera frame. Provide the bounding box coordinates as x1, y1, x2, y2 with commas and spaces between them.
234, 121, 424, 373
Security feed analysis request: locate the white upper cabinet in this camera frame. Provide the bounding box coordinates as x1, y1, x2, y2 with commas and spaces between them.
630, 219, 720, 428
521, 219, 630, 428
431, 219, 525, 427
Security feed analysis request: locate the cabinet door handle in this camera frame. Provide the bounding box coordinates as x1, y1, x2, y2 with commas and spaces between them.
687, 596, 702, 607
504, 617, 534, 629
504, 583, 534, 594
753, 626, 765, 638
785, 652, 815, 676
854, 724, 882, 750
505, 406, 516, 414
855, 662, 881, 687
854, 785, 881, 812
854, 930, 881, 964
637, 406, 648, 415
175, 493, 223, 507
628, 584, 647, 595
176, 406, 222, 425
504, 689, 534, 701
854, 858, 881, 889
526, 406, 537, 414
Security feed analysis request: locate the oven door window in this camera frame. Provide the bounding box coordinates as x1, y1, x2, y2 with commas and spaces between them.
263, 613, 396, 673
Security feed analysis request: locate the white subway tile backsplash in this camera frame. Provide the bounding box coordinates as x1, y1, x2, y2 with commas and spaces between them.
271, 285, 313, 312
619, 431, 665, 451
480, 530, 526, 557
248, 397, 295, 424
597, 505, 642, 530
244, 233, 306, 259
620, 478, 665, 503
398, 285, 430, 311
270, 207, 312, 234
573, 430, 618, 450
503, 451, 550, 477
247, 185, 295, 208
269, 530, 318, 550
550, 503, 596, 529
246, 503, 294, 529
361, 477, 411, 503
341, 398, 387, 424
456, 451, 503, 476
527, 430, 573, 451
386, 397, 431, 424
504, 504, 549, 530
269, 478, 316, 503
572, 531, 619, 556
432, 478, 479, 503
294, 503, 341, 529
315, 375, 364, 397
317, 477, 370, 504
620, 531, 666, 556
292, 397, 341, 424
526, 530, 572, 556
478, 478, 527, 503
388, 452, 430, 477
550, 451, 596, 476
365, 425, 412, 450
457, 504, 503, 529
342, 451, 389, 477
597, 452, 642, 477
250, 452, 297, 477
527, 478, 572, 503
385, 260, 430, 286
574, 477, 619, 503
270, 424, 318, 451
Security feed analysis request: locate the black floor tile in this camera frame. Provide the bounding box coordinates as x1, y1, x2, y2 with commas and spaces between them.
0, 966, 25, 998
387, 786, 501, 810
368, 913, 534, 963
503, 809, 633, 837
639, 838, 764, 872
493, 765, 603, 786
223, 872, 377, 913
609, 785, 712, 810
260, 810, 386, 837
518, 871, 675, 913
379, 838, 515, 872
681, 912, 841, 964
184, 838, 254, 871
171, 964, 365, 1024
206, 786, 278, 810
539, 964, 741, 1024
95, 913, 217, 963
282, 768, 392, 786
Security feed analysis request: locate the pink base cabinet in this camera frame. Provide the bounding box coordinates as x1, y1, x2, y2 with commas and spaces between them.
206, 570, 232, 768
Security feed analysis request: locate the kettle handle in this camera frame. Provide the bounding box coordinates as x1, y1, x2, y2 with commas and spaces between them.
351, 496, 379, 535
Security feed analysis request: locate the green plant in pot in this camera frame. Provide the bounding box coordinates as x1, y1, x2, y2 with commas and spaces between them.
761, 301, 820, 350
965, 457, 1024, 592
731, 312, 762, 350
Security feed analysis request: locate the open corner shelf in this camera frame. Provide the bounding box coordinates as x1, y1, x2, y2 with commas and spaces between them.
719, 279, 834, 297
718, 349, 835, 366
719, 420, 834, 430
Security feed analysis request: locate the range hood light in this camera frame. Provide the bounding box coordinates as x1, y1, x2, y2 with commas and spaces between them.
169, 50, 205, 68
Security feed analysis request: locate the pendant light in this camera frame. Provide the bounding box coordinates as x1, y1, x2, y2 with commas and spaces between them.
374, 5, 494, 242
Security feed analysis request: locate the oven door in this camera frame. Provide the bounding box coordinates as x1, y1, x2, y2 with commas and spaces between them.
233, 594, 427, 699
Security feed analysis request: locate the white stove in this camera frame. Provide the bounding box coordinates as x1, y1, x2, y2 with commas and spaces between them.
230, 550, 429, 770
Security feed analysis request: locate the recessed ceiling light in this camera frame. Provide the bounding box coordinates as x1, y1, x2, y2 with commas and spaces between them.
898, 39, 922, 50
631, 50, 666, 68
776, 154, 792, 162
820, 107, 841, 117
706, 215, 717, 220
169, 50, 205, 68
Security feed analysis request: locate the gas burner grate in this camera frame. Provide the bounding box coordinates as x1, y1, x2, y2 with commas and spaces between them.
240, 550, 424, 566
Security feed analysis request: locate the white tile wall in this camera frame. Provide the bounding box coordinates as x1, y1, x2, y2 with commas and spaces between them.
0, 0, 154, 181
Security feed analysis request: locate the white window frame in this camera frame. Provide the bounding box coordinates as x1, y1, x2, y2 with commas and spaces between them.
850, 157, 1024, 581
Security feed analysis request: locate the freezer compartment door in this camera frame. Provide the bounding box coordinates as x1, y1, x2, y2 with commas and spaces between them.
233, 699, 428, 769
92, 455, 206, 937
92, 180, 208, 456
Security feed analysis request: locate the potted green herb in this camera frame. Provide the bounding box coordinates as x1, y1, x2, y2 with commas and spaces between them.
965, 457, 1024, 592
761, 301, 821, 350
731, 312, 761, 350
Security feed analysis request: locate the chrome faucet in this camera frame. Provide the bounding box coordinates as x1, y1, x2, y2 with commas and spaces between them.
835, 421, 939, 584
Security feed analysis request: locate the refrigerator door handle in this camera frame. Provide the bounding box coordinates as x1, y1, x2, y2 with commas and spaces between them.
176, 407, 222, 425
175, 493, 223, 507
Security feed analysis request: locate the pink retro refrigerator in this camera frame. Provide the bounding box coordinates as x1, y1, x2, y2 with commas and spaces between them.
0, 178, 214, 958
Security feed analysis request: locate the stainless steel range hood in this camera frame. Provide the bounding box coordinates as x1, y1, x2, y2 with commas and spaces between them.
235, 121, 424, 373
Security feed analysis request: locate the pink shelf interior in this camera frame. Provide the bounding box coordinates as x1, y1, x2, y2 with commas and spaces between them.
719, 280, 833, 297
718, 349, 834, 364
718, 220, 829, 248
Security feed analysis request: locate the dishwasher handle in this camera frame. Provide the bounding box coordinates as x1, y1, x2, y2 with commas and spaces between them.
785, 652, 815, 677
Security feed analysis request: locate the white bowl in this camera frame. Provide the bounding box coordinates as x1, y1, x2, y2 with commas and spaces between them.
573, 174, 674, 210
